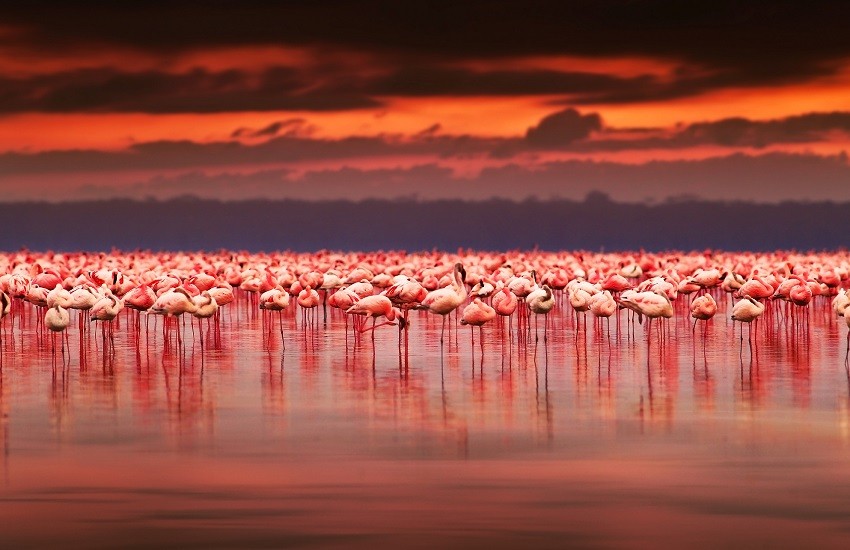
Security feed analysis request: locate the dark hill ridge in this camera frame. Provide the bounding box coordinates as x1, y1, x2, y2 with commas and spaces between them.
0, 195, 846, 252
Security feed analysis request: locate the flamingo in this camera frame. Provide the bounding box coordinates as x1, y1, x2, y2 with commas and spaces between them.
67, 284, 99, 339
832, 289, 849, 318
731, 295, 765, 345
91, 293, 123, 346
599, 273, 632, 294
618, 289, 673, 339
588, 290, 617, 338
506, 274, 534, 299
189, 272, 217, 292
460, 298, 496, 353
567, 282, 594, 328
526, 282, 554, 341
191, 291, 218, 349
461, 298, 496, 327
46, 286, 73, 309
260, 287, 292, 347
383, 275, 428, 309
45, 303, 71, 355
208, 281, 235, 306
346, 295, 403, 346
491, 286, 518, 343
720, 272, 746, 294
45, 304, 71, 332
297, 285, 320, 330
32, 268, 62, 290
25, 284, 49, 308
843, 307, 850, 358
0, 290, 9, 322
382, 276, 427, 354
470, 279, 495, 299
420, 263, 467, 345
690, 294, 717, 334
736, 274, 774, 300
589, 290, 617, 318
124, 284, 156, 311
192, 291, 218, 318
260, 288, 291, 311
492, 287, 518, 317
150, 287, 197, 317
149, 287, 197, 345
619, 263, 642, 279
685, 268, 723, 291
346, 295, 400, 328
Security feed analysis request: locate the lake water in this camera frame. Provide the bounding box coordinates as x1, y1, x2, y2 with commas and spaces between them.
2, 292, 850, 548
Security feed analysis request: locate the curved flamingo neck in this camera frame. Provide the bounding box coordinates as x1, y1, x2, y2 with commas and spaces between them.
454, 266, 467, 301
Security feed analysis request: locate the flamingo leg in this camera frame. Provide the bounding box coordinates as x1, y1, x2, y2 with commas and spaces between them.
440, 315, 446, 346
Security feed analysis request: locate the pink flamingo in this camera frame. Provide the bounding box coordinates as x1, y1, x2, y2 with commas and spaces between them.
297, 285, 320, 331
460, 298, 496, 353
690, 294, 717, 336
731, 295, 765, 346
492, 287, 518, 342
526, 282, 554, 342
260, 287, 291, 347
191, 291, 218, 349
346, 295, 403, 346
618, 289, 673, 340
420, 263, 467, 345
123, 284, 156, 332
589, 290, 617, 338
91, 293, 123, 347
45, 304, 71, 358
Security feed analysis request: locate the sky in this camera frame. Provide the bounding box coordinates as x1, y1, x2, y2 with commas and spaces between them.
2, 1, 850, 203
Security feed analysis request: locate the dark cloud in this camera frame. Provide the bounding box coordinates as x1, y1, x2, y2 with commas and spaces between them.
0, 103, 848, 180
231, 118, 311, 138
676, 112, 850, 148
363, 63, 840, 106
2, 1, 848, 95
366, 66, 657, 99
0, 68, 378, 113
0, 134, 505, 175
0, 62, 781, 113
525, 108, 602, 147
63, 151, 850, 204
0, 63, 758, 113
565, 111, 850, 152
2, 109, 850, 176
414, 124, 442, 137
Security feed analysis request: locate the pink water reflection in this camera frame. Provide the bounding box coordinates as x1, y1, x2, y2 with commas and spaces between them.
1, 291, 850, 548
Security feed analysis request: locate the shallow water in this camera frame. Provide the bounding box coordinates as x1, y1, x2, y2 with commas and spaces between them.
2, 292, 850, 548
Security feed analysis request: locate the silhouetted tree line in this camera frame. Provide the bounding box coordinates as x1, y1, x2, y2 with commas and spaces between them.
0, 194, 846, 252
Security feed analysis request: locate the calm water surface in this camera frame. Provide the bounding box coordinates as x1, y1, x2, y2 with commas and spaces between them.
2, 293, 850, 548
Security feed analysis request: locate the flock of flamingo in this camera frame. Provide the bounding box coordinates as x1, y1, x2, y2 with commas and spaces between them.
1, 249, 849, 360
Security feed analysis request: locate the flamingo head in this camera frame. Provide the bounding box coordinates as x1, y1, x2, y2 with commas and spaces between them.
384, 306, 399, 321
393, 309, 407, 330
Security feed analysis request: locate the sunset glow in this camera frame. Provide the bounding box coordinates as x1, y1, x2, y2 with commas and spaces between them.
0, 3, 848, 202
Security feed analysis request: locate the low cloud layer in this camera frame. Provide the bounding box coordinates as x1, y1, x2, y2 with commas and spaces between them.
1, 109, 848, 177
55, 151, 850, 204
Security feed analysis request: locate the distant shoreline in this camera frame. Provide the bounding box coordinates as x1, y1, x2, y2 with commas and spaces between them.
1, 195, 847, 252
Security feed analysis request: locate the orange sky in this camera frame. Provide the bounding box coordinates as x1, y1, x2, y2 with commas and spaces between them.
0, 3, 849, 201
2, 83, 850, 152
